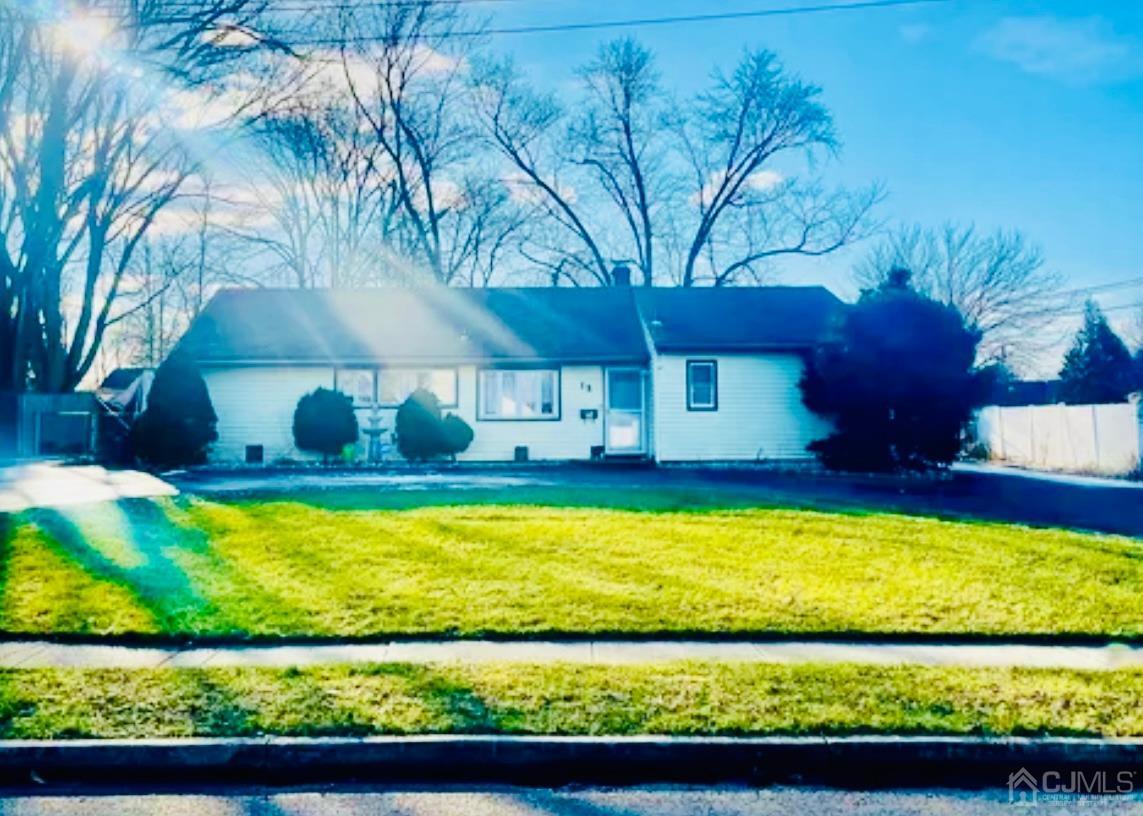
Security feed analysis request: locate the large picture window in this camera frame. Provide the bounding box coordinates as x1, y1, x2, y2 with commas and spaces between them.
379, 369, 458, 408
478, 369, 559, 420
686, 360, 718, 411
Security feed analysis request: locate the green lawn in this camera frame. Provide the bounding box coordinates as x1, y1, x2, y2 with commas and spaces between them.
0, 494, 1139, 638
0, 662, 1139, 739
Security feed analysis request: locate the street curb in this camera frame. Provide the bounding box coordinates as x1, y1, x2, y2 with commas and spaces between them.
0, 736, 1138, 787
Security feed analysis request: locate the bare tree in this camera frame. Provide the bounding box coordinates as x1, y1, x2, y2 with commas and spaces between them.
238, 96, 401, 288
568, 38, 666, 285
855, 223, 1065, 367
331, 0, 522, 285
472, 39, 663, 286
110, 191, 238, 368
0, 0, 285, 392
677, 50, 880, 286
472, 42, 879, 287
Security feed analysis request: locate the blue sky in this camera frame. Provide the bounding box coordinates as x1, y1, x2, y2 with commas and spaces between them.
483, 0, 1143, 366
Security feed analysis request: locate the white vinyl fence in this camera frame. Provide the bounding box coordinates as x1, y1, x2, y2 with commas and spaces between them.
975, 403, 1141, 476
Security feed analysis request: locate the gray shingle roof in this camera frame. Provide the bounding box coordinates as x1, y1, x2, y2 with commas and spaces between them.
176, 287, 650, 365
634, 286, 843, 352
176, 285, 843, 365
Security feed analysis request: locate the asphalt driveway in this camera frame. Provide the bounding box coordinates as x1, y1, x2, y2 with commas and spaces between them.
169, 463, 1143, 537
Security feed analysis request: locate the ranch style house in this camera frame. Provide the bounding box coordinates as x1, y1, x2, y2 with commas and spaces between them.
173, 284, 841, 464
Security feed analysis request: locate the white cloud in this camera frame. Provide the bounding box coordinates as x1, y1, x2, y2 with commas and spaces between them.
302, 45, 462, 102
899, 23, 931, 45
413, 177, 466, 213
411, 44, 463, 76
503, 171, 576, 206
746, 170, 784, 192
976, 16, 1140, 83
163, 79, 256, 131
692, 169, 784, 206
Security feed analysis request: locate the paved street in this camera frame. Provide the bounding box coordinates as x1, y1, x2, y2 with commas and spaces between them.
0, 786, 1139, 815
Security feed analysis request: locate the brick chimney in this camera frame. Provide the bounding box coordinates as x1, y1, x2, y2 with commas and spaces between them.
611, 264, 632, 286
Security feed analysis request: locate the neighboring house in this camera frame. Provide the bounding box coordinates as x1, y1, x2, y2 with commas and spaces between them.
173, 285, 842, 465
97, 368, 153, 419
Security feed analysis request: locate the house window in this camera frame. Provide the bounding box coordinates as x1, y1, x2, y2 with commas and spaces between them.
336, 369, 375, 407
379, 369, 458, 408
478, 369, 559, 420
686, 360, 718, 411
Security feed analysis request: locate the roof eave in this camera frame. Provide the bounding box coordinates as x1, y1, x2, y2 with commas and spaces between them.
191, 354, 650, 368
650, 343, 819, 354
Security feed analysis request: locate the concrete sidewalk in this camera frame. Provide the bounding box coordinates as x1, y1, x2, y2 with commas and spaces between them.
0, 638, 1138, 670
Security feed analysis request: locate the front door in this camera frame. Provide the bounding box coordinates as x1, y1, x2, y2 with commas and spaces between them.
605, 368, 646, 455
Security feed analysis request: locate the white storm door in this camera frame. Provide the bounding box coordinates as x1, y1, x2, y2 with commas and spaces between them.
604, 368, 646, 454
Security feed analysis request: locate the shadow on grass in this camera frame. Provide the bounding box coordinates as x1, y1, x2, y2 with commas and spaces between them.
356, 663, 514, 734
184, 670, 264, 737
0, 668, 263, 739
22, 499, 219, 632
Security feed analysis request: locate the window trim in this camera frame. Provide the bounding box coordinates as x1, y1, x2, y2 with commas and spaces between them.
377, 367, 459, 410
686, 359, 718, 412
476, 367, 562, 422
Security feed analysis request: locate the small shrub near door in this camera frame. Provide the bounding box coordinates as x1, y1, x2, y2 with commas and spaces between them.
293, 388, 359, 462
395, 389, 474, 461
131, 352, 218, 468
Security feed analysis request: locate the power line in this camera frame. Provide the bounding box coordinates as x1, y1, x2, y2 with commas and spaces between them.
1053, 276, 1143, 299
101, 0, 954, 38
73, 0, 951, 16
1055, 300, 1143, 318
301, 0, 956, 40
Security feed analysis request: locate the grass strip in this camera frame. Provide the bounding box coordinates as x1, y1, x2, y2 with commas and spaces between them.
0, 662, 1139, 739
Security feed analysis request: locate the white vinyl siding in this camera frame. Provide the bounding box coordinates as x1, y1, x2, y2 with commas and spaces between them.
203, 364, 615, 463
652, 353, 830, 462
203, 366, 334, 463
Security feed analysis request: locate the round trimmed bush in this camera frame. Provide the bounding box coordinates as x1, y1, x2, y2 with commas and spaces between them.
396, 389, 474, 461
293, 387, 359, 462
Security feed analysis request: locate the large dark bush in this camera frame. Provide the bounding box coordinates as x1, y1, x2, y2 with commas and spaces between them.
800, 268, 988, 472
293, 387, 359, 461
1058, 301, 1135, 405
395, 389, 474, 461
131, 352, 218, 468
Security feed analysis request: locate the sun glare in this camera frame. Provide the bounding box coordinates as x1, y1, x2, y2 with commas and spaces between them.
53, 10, 114, 56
